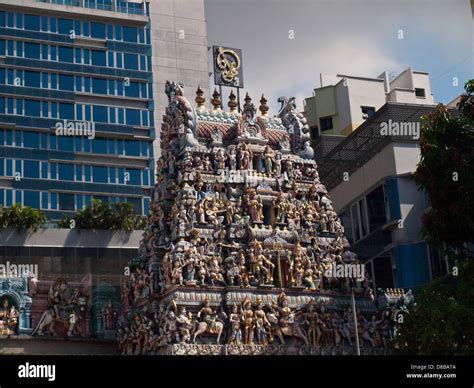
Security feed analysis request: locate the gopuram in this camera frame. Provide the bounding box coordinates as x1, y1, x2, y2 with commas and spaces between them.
118, 81, 398, 356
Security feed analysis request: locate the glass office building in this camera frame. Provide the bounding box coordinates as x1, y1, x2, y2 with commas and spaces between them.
0, 0, 154, 220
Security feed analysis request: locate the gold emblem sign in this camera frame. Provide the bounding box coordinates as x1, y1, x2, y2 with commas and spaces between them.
216, 47, 241, 84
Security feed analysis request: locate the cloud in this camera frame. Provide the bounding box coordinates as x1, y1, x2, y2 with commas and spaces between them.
205, 0, 472, 113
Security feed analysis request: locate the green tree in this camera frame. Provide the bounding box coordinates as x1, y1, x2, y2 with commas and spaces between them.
397, 80, 474, 355
396, 261, 474, 355
0, 204, 47, 231
415, 79, 474, 259
58, 199, 145, 231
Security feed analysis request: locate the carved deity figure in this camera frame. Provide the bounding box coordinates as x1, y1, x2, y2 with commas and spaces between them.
0, 297, 18, 336
176, 307, 193, 343
303, 302, 321, 347
241, 298, 254, 345
102, 299, 117, 331
254, 298, 270, 345
171, 260, 184, 286
240, 143, 253, 170
263, 145, 275, 174
228, 304, 242, 345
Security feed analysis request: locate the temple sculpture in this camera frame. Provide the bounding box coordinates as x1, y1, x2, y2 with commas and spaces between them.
118, 82, 398, 355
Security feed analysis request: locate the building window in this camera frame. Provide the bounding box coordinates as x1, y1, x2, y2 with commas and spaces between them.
24, 14, 40, 31
372, 256, 394, 289
123, 26, 138, 43
24, 160, 39, 178
126, 168, 141, 185
58, 46, 73, 63
320, 116, 333, 131
361, 106, 376, 119
125, 82, 140, 98
25, 42, 40, 59
124, 53, 138, 70
93, 165, 108, 183
59, 103, 74, 120
25, 99, 41, 117
92, 78, 107, 95
41, 192, 48, 210
58, 18, 73, 35
429, 245, 448, 279
366, 185, 387, 231
91, 22, 106, 39
58, 193, 74, 211
59, 74, 74, 91
125, 140, 140, 156
415, 88, 426, 98
50, 193, 58, 210
58, 163, 74, 181
24, 71, 40, 88
24, 191, 39, 208
23, 131, 40, 148
126, 109, 140, 126
127, 197, 142, 214
91, 50, 106, 67
93, 105, 108, 123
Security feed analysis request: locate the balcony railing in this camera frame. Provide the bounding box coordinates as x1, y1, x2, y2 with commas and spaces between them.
35, 0, 145, 15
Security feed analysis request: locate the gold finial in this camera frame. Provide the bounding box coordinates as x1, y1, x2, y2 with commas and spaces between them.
195, 85, 205, 109
228, 90, 238, 113
244, 92, 252, 109
259, 94, 269, 116
211, 88, 222, 110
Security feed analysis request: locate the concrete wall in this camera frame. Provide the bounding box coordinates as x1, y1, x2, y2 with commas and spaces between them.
0, 228, 143, 248
386, 88, 417, 104
395, 175, 428, 244
389, 69, 434, 105
329, 142, 421, 214
306, 75, 386, 136
149, 0, 210, 157
412, 71, 434, 104
345, 77, 386, 129
328, 143, 398, 213
390, 68, 414, 91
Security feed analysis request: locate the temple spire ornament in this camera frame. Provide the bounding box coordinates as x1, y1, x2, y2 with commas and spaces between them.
228, 90, 238, 113
243, 92, 252, 111
211, 88, 222, 111
259, 94, 269, 116
195, 85, 205, 110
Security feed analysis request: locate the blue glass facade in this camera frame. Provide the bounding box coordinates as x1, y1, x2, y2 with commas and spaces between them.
0, 1, 154, 219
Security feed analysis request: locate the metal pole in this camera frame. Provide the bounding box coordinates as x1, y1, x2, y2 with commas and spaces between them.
351, 288, 361, 355
237, 87, 241, 113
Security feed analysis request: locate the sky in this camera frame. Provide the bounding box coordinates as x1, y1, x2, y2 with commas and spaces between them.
204, 0, 473, 114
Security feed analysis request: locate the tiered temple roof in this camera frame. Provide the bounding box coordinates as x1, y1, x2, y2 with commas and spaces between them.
118, 82, 395, 356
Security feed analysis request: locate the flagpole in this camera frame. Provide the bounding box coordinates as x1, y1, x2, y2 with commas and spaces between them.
351, 288, 361, 355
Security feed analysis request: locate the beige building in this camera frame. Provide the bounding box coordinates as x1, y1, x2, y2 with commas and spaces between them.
149, 0, 210, 157
304, 68, 435, 138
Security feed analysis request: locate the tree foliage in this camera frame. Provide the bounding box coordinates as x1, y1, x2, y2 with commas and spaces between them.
0, 204, 47, 231
396, 261, 474, 355
398, 80, 474, 355
57, 200, 146, 231
415, 80, 474, 258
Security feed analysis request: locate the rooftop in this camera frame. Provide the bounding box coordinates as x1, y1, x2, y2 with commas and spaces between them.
34, 0, 145, 15
317, 102, 445, 191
